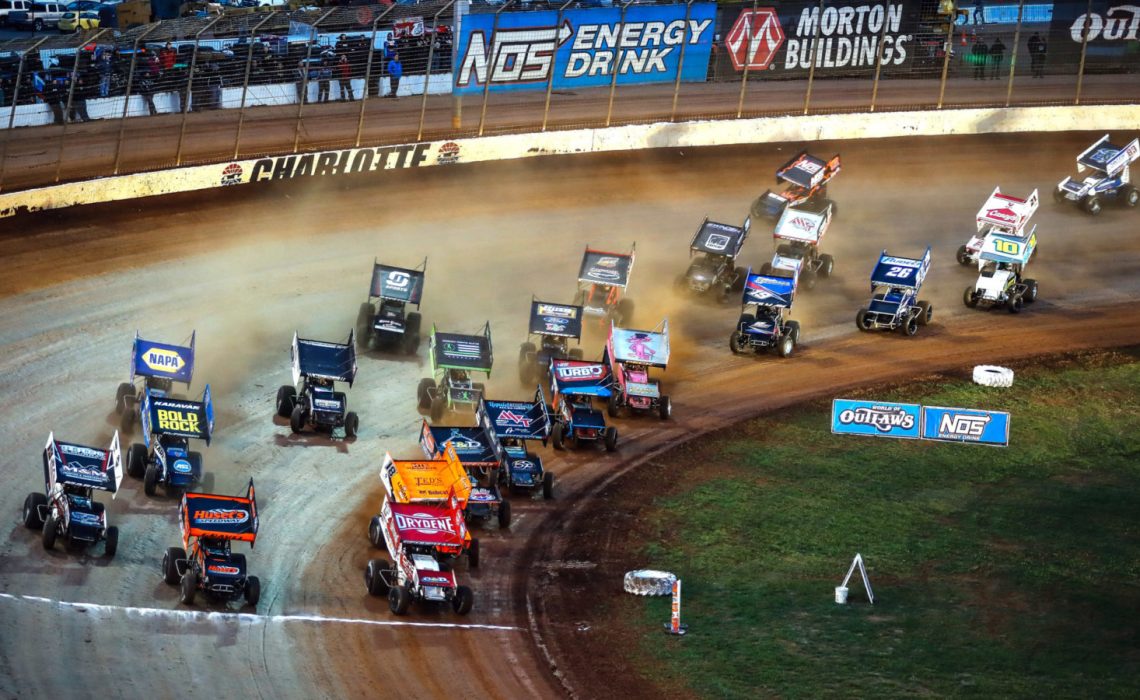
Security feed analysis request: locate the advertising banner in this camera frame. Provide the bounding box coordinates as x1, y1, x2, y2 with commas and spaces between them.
454, 3, 717, 95
831, 398, 922, 439
1048, 1, 1140, 73
921, 406, 1010, 446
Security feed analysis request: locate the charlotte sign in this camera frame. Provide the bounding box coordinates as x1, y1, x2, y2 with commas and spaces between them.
454, 3, 717, 95
720, 1, 921, 76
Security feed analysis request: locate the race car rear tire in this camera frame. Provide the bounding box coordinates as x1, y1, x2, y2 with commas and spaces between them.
775, 243, 794, 258
732, 266, 747, 291
453, 585, 474, 616
163, 547, 186, 584
356, 303, 372, 347
658, 395, 671, 420
498, 500, 511, 529
404, 312, 422, 355
902, 316, 919, 336
276, 386, 296, 418
388, 585, 411, 615
468, 538, 480, 569
1008, 293, 1024, 314
819, 254, 834, 279
777, 334, 795, 357
963, 287, 979, 309
368, 516, 384, 549
917, 301, 933, 325
604, 427, 618, 452
366, 560, 390, 596
115, 382, 133, 414
430, 395, 447, 423
245, 576, 261, 607
569, 347, 584, 361
607, 393, 620, 418
344, 411, 359, 439
542, 471, 554, 500
1083, 195, 1102, 215
855, 308, 872, 331
41, 513, 58, 550
290, 404, 306, 433
551, 423, 565, 451
785, 320, 801, 344
119, 400, 135, 433
1023, 279, 1038, 303
729, 330, 749, 354
1052, 187, 1065, 203
956, 245, 971, 266
127, 443, 147, 479
1125, 186, 1139, 207
759, 262, 772, 276
416, 378, 434, 410
104, 526, 118, 558
180, 571, 198, 605
143, 463, 159, 497
23, 492, 46, 529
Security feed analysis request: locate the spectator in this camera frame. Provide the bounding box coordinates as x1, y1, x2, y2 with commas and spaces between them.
989, 36, 1005, 79
97, 50, 113, 98
337, 54, 353, 101
317, 55, 332, 103
69, 71, 92, 123
137, 66, 158, 116
971, 36, 988, 80
1028, 32, 1046, 78
296, 58, 308, 104
973, 0, 985, 25
159, 42, 176, 72
44, 77, 65, 125
386, 53, 401, 98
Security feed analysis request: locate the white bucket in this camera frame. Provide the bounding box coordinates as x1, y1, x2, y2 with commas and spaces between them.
834, 586, 849, 604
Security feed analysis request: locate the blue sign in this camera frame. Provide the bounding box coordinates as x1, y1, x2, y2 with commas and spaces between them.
921, 406, 1010, 446
831, 399, 921, 440
454, 4, 716, 95
133, 338, 194, 384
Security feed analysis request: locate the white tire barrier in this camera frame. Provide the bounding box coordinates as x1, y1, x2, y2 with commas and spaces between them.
973, 365, 1014, 387
623, 570, 677, 596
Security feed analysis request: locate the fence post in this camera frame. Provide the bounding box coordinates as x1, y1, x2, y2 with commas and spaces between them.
356, 5, 396, 148
1074, 0, 1092, 105
802, 0, 825, 115
605, 1, 631, 127
541, 0, 576, 132
419, 0, 455, 141
478, 1, 513, 137
1004, 0, 1025, 107
935, 3, 958, 108
868, 0, 891, 112
292, 8, 337, 154
56, 29, 109, 183
736, 0, 759, 118
232, 11, 277, 160
113, 24, 159, 175
175, 16, 222, 166
669, 1, 694, 122
0, 36, 48, 192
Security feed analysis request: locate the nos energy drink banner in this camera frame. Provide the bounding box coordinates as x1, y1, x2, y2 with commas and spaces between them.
454, 4, 717, 95
1049, 1, 1140, 73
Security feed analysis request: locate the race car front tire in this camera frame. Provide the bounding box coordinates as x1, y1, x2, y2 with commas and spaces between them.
42, 513, 57, 550
23, 492, 46, 530
119, 402, 135, 433
551, 423, 565, 451
368, 516, 384, 549
417, 378, 435, 410
366, 559, 391, 596
276, 385, 296, 418
963, 287, 979, 308
453, 586, 474, 616
604, 427, 618, 453
777, 334, 795, 357
163, 547, 186, 584
344, 411, 359, 439
103, 526, 118, 558
1008, 293, 1024, 314
1124, 186, 1139, 207
855, 308, 873, 331
607, 393, 621, 418
143, 463, 159, 497
403, 312, 422, 355
388, 585, 411, 615
115, 382, 133, 414
956, 245, 971, 266
785, 320, 801, 344
729, 330, 749, 354
732, 266, 747, 291
290, 405, 306, 433
542, 471, 554, 500
902, 316, 920, 336
127, 443, 147, 479
245, 576, 261, 607
180, 571, 198, 605
356, 303, 372, 347
468, 538, 480, 569
917, 301, 933, 325
1084, 195, 1102, 215
819, 254, 835, 279
498, 500, 511, 529
658, 395, 671, 420
1023, 279, 1038, 303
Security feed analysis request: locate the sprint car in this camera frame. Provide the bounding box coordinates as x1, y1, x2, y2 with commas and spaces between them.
549, 358, 618, 452
24, 431, 122, 557
767, 198, 836, 290
417, 322, 493, 423
127, 387, 214, 497
751, 150, 841, 220
856, 248, 934, 336
519, 299, 585, 385
162, 480, 261, 607
484, 387, 555, 499
674, 217, 749, 301
357, 257, 426, 355
420, 408, 510, 528
276, 331, 359, 438
365, 494, 474, 616
573, 244, 635, 327
115, 331, 196, 434
964, 230, 1039, 313
957, 187, 1039, 266
374, 442, 480, 568
730, 269, 801, 357
1054, 134, 1139, 215
604, 320, 671, 419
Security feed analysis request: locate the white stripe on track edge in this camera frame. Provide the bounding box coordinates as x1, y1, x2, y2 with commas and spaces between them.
0, 592, 519, 631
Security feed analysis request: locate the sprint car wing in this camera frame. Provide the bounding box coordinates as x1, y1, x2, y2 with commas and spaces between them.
607, 320, 670, 368
976, 186, 1039, 233
742, 270, 796, 308
869, 248, 931, 290
482, 386, 551, 442
44, 431, 123, 496
384, 498, 467, 549
430, 322, 493, 373
550, 359, 613, 398
292, 331, 358, 385
142, 386, 214, 445
369, 259, 426, 305
691, 218, 748, 258
131, 331, 195, 385
978, 232, 1036, 266
1077, 134, 1140, 175
774, 204, 829, 244
180, 479, 258, 544
420, 419, 503, 470
529, 300, 583, 340
776, 151, 841, 189
578, 246, 635, 288
380, 442, 472, 505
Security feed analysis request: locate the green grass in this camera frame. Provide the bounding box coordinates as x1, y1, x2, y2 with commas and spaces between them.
636, 355, 1140, 699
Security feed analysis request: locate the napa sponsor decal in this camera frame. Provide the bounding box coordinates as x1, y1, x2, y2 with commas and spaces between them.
194, 508, 250, 525
134, 340, 193, 381
921, 406, 1010, 446
455, 3, 716, 95
831, 398, 921, 439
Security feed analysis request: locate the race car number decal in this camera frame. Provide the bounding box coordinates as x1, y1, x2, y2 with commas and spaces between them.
884, 266, 913, 279
157, 409, 200, 434
992, 239, 1021, 255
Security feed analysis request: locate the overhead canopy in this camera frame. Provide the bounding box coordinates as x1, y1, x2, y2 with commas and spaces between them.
690, 219, 748, 258
551, 359, 612, 398
776, 151, 841, 190
975, 186, 1038, 234
131, 331, 195, 385
420, 420, 503, 469
608, 321, 670, 368
430, 322, 493, 373
44, 431, 122, 496
380, 442, 472, 506
143, 387, 214, 445
529, 300, 583, 340
385, 499, 467, 549
774, 205, 828, 244
180, 480, 258, 544
742, 272, 795, 309
1077, 134, 1139, 175
293, 332, 357, 385
978, 232, 1036, 266
483, 386, 550, 442
869, 248, 931, 290
578, 246, 634, 288
369, 260, 425, 305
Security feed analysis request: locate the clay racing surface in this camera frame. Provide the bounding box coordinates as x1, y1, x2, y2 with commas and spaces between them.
1, 131, 1139, 698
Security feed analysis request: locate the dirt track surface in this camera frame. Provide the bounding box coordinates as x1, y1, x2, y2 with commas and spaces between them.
1, 131, 1139, 699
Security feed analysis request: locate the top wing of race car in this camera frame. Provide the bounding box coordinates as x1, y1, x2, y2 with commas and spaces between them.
550, 358, 613, 398
482, 385, 551, 442
44, 431, 123, 497
179, 479, 258, 545
429, 322, 493, 374
976, 186, 1039, 234
131, 331, 195, 385
869, 247, 931, 291
690, 218, 749, 259
382, 497, 468, 550
742, 269, 796, 309
606, 319, 670, 369
141, 385, 215, 446
380, 442, 472, 506
1076, 134, 1140, 176
292, 331, 358, 386
978, 232, 1036, 267
420, 416, 504, 471
369, 258, 426, 306
776, 151, 841, 190
774, 200, 831, 244
578, 245, 635, 288
529, 300, 583, 340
